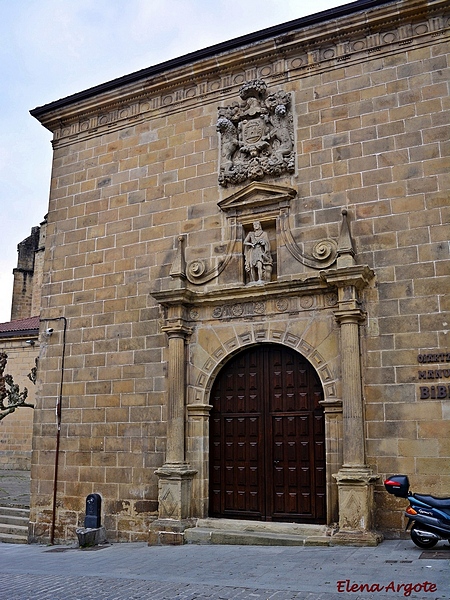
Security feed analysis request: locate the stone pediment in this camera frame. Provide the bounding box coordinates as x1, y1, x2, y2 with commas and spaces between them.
166, 182, 351, 288
218, 182, 296, 220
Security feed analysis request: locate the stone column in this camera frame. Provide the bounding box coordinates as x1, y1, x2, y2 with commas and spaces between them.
186, 403, 213, 519
336, 308, 366, 468
165, 330, 189, 467
332, 288, 381, 545
320, 399, 343, 525
149, 304, 197, 545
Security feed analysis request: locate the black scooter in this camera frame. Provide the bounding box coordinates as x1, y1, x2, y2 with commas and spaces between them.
384, 475, 450, 549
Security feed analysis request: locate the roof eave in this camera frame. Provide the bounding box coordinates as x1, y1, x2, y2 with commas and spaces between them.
30, 0, 396, 121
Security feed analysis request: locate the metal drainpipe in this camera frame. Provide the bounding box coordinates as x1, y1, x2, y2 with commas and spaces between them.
40, 317, 67, 545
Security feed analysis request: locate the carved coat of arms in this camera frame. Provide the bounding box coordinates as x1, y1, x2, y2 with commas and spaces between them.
217, 79, 295, 187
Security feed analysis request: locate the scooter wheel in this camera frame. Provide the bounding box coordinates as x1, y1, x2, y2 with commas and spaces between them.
410, 525, 438, 549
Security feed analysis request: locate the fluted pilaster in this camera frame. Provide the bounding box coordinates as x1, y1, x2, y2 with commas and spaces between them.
334, 308, 366, 468
165, 331, 188, 466
150, 305, 197, 544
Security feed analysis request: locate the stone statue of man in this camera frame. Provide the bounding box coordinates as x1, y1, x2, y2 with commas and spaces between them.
244, 221, 273, 282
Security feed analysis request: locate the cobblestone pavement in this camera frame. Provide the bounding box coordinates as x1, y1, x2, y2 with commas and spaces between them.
0, 540, 449, 600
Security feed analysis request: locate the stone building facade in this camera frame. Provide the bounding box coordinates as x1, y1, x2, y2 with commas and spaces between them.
11, 220, 46, 322
29, 0, 449, 544
0, 317, 39, 470
0, 221, 45, 470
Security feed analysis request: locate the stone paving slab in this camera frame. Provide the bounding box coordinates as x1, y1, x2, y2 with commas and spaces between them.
0, 540, 448, 599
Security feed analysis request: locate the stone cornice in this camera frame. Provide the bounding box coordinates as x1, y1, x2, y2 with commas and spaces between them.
322, 265, 375, 290
152, 264, 374, 309
31, 0, 449, 145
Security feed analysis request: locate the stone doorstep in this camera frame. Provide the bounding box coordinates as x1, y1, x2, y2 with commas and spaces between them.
184, 518, 332, 546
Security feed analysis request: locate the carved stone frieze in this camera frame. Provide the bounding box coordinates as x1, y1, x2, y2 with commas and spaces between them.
217, 79, 295, 186
47, 6, 448, 145
212, 301, 266, 320
209, 292, 338, 321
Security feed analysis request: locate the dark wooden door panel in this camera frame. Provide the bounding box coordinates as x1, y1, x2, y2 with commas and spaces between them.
209, 344, 325, 523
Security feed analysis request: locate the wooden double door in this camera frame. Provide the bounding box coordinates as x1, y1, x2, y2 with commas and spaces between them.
209, 344, 326, 523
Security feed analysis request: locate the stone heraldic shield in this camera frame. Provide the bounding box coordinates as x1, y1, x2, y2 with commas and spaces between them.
217, 79, 295, 187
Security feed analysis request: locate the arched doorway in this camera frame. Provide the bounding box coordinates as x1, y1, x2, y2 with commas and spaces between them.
209, 344, 326, 523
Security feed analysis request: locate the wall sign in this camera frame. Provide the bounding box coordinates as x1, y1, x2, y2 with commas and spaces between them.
417, 351, 450, 399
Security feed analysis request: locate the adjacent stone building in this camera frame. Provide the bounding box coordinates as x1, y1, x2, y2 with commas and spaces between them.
0, 219, 46, 470
29, 0, 449, 545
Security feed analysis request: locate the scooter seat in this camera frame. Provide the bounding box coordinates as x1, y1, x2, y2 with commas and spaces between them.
414, 494, 450, 510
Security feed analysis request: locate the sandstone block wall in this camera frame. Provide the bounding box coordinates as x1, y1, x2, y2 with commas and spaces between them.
0, 342, 37, 470
30, 0, 449, 541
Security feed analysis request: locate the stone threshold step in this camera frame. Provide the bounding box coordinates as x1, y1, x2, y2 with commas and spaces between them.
0, 515, 29, 526
184, 519, 331, 546
185, 527, 331, 546
195, 518, 328, 536
0, 532, 28, 544
0, 523, 28, 536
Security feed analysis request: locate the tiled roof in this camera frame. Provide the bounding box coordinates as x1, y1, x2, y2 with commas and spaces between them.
0, 316, 40, 335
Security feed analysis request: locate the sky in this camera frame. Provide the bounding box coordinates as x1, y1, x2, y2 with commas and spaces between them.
0, 0, 346, 323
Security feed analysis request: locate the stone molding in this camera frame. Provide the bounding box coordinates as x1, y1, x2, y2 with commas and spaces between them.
189, 325, 339, 405
153, 263, 374, 411
154, 265, 374, 308
37, 1, 449, 144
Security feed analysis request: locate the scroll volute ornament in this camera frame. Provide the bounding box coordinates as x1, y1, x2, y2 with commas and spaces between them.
172, 184, 351, 287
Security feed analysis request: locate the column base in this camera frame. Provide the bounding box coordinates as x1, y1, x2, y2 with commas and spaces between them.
333, 467, 381, 541
154, 463, 197, 521
331, 529, 383, 546
148, 518, 196, 546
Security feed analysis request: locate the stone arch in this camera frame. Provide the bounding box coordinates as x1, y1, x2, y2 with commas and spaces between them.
186, 321, 342, 522
188, 322, 339, 407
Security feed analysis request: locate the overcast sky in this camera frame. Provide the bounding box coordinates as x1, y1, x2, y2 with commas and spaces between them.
0, 0, 346, 323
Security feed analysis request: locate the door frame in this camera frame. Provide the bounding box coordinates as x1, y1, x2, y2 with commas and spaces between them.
186, 332, 343, 526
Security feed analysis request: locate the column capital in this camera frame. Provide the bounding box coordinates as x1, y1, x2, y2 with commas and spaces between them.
187, 404, 213, 418
319, 398, 343, 414
161, 322, 193, 338
161, 303, 193, 338
334, 308, 367, 326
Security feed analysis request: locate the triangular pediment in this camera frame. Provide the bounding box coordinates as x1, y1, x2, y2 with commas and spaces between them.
218, 182, 297, 216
